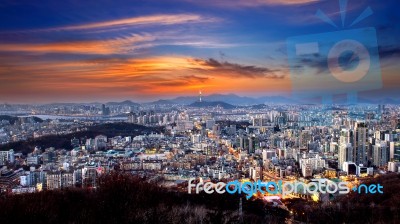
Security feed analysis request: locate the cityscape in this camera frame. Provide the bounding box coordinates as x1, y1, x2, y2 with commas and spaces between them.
0, 0, 400, 223
0, 96, 399, 222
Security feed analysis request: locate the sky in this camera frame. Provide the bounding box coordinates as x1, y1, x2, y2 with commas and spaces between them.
0, 0, 399, 103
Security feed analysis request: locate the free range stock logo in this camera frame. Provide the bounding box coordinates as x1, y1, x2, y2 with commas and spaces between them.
188, 178, 383, 199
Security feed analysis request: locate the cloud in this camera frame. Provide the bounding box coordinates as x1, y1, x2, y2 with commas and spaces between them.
189, 58, 284, 79
0, 34, 155, 55
181, 75, 210, 83
0, 55, 289, 102
294, 53, 328, 75
158, 41, 237, 48
145, 75, 209, 87
0, 31, 234, 56
234, 0, 320, 6
44, 14, 217, 32
290, 45, 395, 76
376, 45, 400, 70
183, 0, 319, 7
379, 45, 400, 59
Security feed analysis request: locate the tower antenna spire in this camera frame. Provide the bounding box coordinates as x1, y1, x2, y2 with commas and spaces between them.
199, 90, 202, 102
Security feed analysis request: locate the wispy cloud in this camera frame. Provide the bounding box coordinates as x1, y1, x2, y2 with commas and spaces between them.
44, 14, 218, 32
0, 34, 155, 55
183, 0, 320, 7
160, 41, 237, 48
233, 0, 320, 6
0, 15, 231, 55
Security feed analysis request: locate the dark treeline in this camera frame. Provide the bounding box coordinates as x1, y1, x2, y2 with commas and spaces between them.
286, 173, 400, 224
0, 123, 164, 154
0, 115, 43, 125
1, 173, 399, 223
0, 173, 279, 224
215, 120, 251, 129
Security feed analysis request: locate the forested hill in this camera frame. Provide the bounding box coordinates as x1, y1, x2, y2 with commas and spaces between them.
0, 173, 269, 224
0, 123, 163, 154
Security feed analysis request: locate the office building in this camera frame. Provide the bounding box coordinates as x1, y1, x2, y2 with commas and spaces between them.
339, 143, 353, 170
373, 142, 388, 167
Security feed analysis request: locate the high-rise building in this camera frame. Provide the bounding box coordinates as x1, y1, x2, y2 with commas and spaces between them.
101, 104, 110, 116
353, 122, 368, 166
388, 161, 400, 172
42, 148, 55, 164
249, 162, 263, 181
127, 112, 137, 123
299, 130, 311, 149
329, 142, 338, 154
212, 124, 221, 135
94, 135, 107, 150
252, 117, 269, 127
27, 156, 39, 165
342, 161, 357, 175
162, 114, 169, 124
0, 150, 14, 166
228, 125, 236, 136
206, 119, 215, 129
82, 164, 98, 188
0, 151, 9, 166
262, 149, 276, 164
302, 163, 312, 178
191, 134, 201, 144
248, 135, 258, 153
340, 129, 352, 145
339, 143, 353, 170
73, 169, 83, 187
389, 142, 400, 162
46, 171, 74, 190
237, 135, 250, 152
8, 149, 14, 164
71, 138, 80, 148
373, 142, 388, 167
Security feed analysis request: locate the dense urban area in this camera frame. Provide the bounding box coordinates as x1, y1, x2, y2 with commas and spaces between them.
0, 98, 399, 223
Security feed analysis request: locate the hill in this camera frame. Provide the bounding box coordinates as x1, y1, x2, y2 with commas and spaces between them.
148, 99, 176, 105
106, 100, 140, 106
150, 94, 296, 106
0, 115, 18, 125
189, 101, 236, 109
0, 173, 273, 224
0, 115, 43, 125
0, 123, 163, 154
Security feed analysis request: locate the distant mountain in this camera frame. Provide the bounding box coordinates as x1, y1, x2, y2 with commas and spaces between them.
148, 94, 295, 105
378, 98, 400, 104
201, 94, 259, 105
188, 101, 236, 109
169, 96, 199, 105
357, 98, 376, 104
44, 103, 82, 106
106, 100, 140, 106
256, 96, 297, 104
148, 99, 176, 105
349, 97, 400, 105
142, 94, 400, 106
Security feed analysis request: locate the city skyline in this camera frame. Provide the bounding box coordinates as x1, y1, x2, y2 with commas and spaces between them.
0, 0, 399, 103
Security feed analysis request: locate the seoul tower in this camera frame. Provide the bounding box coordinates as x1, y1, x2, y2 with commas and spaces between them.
199, 90, 202, 102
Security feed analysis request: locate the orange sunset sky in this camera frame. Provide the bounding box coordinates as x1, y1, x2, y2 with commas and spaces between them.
0, 0, 398, 103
